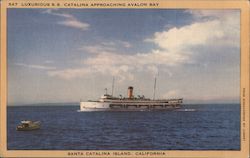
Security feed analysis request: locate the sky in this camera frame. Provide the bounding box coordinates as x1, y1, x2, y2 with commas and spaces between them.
7, 9, 240, 105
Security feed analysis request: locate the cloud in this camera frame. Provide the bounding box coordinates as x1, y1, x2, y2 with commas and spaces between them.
146, 10, 239, 63
188, 10, 239, 22
48, 49, 178, 81
49, 40, 134, 81
48, 68, 91, 79
79, 40, 132, 54
48, 10, 240, 81
43, 9, 89, 31
80, 45, 116, 54
119, 41, 132, 48
163, 90, 180, 98
48, 62, 134, 82
186, 10, 240, 47
142, 10, 240, 70
15, 63, 56, 70
57, 20, 89, 31
44, 60, 54, 64
147, 20, 224, 51
42, 9, 73, 18
48, 52, 135, 81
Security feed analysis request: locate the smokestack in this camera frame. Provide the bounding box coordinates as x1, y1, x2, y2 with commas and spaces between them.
128, 86, 133, 99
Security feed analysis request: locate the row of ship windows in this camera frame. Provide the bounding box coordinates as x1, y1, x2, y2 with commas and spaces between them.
109, 104, 179, 107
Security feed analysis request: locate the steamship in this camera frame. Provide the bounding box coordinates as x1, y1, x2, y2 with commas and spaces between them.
79, 86, 183, 112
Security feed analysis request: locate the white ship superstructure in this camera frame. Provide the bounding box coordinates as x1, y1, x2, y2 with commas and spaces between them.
80, 86, 183, 111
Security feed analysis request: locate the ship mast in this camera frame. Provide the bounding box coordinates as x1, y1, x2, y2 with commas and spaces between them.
153, 77, 157, 100
111, 76, 115, 96
153, 71, 159, 100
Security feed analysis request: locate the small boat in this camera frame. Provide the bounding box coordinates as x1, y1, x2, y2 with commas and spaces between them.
16, 120, 41, 131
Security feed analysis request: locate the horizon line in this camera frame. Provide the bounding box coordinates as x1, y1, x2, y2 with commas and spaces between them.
7, 102, 240, 107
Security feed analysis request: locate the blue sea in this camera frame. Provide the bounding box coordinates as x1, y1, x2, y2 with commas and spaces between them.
7, 104, 240, 150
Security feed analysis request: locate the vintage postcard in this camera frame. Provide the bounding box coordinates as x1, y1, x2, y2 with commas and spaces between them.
0, 0, 249, 157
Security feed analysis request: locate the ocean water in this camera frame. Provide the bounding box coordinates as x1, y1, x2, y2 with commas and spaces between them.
7, 104, 240, 150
